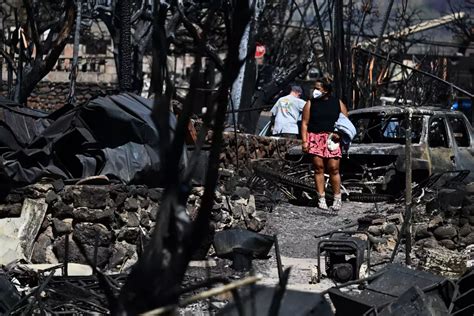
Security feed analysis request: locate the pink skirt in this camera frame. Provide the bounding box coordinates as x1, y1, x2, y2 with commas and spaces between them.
308, 132, 342, 158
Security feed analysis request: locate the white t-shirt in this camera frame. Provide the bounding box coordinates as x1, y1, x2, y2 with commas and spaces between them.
270, 94, 306, 135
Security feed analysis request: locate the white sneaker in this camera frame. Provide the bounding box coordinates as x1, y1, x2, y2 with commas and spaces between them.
318, 197, 329, 210
332, 198, 342, 211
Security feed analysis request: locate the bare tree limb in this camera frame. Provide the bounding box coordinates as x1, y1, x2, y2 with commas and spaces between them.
0, 48, 17, 74
177, 3, 225, 71
23, 0, 42, 56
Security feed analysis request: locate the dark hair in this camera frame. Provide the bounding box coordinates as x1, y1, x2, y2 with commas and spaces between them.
314, 78, 333, 95
290, 85, 303, 94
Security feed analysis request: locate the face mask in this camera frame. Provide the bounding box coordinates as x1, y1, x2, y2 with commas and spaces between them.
313, 89, 323, 99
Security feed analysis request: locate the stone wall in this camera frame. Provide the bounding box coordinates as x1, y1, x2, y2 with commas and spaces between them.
0, 81, 119, 111
0, 181, 266, 271
219, 132, 301, 170
358, 183, 474, 276
414, 184, 474, 251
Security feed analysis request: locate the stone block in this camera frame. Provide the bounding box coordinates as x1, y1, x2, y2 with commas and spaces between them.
139, 197, 150, 209
53, 235, 111, 267
231, 186, 250, 200
439, 239, 456, 250
465, 182, 474, 194
126, 212, 140, 227
45, 190, 59, 204
31, 232, 54, 263
459, 224, 472, 237
464, 205, 474, 215
63, 185, 109, 209
460, 232, 474, 246
108, 241, 136, 269
0, 203, 22, 218
437, 188, 465, 211
111, 189, 128, 206
420, 238, 439, 249
149, 206, 159, 221
433, 225, 458, 240
415, 224, 432, 240
5, 193, 23, 204
73, 207, 114, 223
459, 217, 469, 226
73, 223, 113, 247
53, 218, 73, 235
368, 225, 383, 236
117, 227, 140, 244
382, 223, 397, 235
428, 215, 443, 229
139, 210, 151, 229
50, 200, 74, 218
124, 198, 139, 211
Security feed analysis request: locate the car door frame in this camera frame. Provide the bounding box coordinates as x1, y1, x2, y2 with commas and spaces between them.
445, 113, 474, 179
427, 115, 456, 173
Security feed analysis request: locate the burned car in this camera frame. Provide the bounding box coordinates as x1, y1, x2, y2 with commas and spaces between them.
341, 106, 474, 196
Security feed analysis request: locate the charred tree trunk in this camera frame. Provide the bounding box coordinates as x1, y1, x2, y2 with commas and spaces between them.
14, 0, 75, 104
118, 0, 132, 92
13, 31, 23, 103
117, 2, 251, 314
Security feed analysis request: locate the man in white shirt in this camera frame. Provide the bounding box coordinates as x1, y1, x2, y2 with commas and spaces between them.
270, 85, 306, 138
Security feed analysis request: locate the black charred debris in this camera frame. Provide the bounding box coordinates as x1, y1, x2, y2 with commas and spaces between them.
1, 95, 474, 315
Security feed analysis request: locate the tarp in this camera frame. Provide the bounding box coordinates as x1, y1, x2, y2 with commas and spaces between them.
0, 93, 179, 187
0, 96, 52, 151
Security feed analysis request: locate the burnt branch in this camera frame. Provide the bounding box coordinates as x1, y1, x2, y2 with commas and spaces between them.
23, 0, 42, 56
116, 2, 251, 314
177, 3, 224, 71
0, 48, 17, 74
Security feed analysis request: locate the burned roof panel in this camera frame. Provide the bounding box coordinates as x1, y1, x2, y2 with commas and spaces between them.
349, 105, 445, 116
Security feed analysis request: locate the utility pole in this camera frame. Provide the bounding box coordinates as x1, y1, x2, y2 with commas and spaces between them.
67, 0, 82, 105
404, 109, 413, 265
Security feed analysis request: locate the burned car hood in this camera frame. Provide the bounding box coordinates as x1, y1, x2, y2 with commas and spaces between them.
348, 143, 409, 156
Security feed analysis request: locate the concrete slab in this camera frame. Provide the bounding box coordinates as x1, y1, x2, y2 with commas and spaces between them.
19, 263, 93, 276
0, 198, 48, 264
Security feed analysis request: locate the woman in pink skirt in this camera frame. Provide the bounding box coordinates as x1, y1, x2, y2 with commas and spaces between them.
301, 78, 348, 211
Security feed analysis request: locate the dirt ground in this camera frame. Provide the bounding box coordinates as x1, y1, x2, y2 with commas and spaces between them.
182, 199, 402, 314
253, 200, 398, 292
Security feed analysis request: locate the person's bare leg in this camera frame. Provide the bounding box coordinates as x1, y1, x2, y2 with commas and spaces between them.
327, 158, 341, 194
312, 156, 328, 209
312, 155, 325, 194
327, 158, 342, 210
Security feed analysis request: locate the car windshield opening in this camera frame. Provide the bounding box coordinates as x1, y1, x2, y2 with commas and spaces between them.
350, 113, 423, 144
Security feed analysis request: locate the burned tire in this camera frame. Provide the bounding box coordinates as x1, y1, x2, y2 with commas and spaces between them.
348, 193, 394, 203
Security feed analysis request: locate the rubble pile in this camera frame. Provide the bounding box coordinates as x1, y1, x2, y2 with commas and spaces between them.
357, 183, 474, 276
219, 133, 300, 169
357, 213, 403, 256
414, 183, 474, 251
189, 185, 268, 233
0, 182, 268, 270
